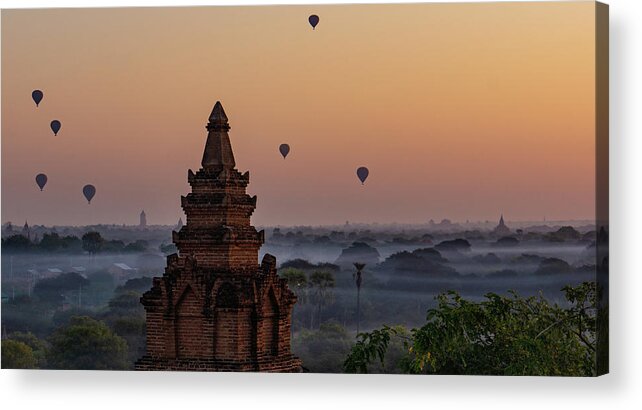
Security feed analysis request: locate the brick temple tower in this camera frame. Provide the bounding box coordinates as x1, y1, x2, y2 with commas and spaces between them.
136, 102, 302, 372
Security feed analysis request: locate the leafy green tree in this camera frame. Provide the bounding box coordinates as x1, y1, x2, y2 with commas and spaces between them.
309, 271, 335, 328
7, 331, 48, 368
52, 308, 98, 327
110, 316, 145, 365
46, 316, 129, 370
1, 339, 38, 369
82, 231, 104, 256
344, 282, 598, 376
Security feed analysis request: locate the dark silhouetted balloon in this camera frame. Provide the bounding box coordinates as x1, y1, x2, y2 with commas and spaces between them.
35, 173, 48, 191
50, 120, 61, 136
32, 90, 43, 107
279, 144, 290, 159
356, 167, 369, 185
308, 14, 319, 30
83, 184, 96, 204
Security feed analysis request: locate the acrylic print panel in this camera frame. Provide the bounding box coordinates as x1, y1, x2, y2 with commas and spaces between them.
0, 1, 608, 375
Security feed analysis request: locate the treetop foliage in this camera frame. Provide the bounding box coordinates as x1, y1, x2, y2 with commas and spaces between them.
344, 282, 599, 376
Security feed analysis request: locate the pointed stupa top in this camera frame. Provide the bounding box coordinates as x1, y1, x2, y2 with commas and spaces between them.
499, 214, 505, 226
207, 101, 230, 131
202, 101, 235, 169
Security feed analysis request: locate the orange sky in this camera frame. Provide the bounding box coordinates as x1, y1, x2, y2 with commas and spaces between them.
1, 2, 597, 226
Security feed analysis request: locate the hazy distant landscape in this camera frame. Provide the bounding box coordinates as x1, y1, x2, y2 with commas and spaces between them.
1, 218, 602, 372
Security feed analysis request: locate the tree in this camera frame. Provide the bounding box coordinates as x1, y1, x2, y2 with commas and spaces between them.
1, 296, 53, 337
39, 232, 63, 252
124, 240, 148, 253
1, 339, 38, 369
7, 331, 48, 368
110, 316, 145, 365
102, 240, 125, 253
344, 282, 599, 376
2, 234, 32, 252
535, 258, 572, 275
82, 231, 104, 256
115, 276, 152, 294
353, 263, 365, 333
85, 271, 116, 306
107, 291, 143, 314
101, 291, 146, 365
292, 321, 353, 373
309, 271, 335, 328
280, 259, 316, 270
47, 316, 129, 370
60, 235, 82, 253
33, 272, 90, 307
280, 268, 308, 303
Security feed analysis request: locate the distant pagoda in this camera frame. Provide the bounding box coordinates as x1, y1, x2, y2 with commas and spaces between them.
139, 210, 147, 228
22, 220, 30, 240
492, 214, 511, 236
136, 102, 301, 372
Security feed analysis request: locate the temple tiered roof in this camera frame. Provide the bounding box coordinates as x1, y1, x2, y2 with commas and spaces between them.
137, 102, 301, 372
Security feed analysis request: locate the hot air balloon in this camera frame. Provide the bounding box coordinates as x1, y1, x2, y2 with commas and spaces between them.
308, 14, 319, 30
35, 173, 48, 191
83, 184, 96, 204
32, 90, 43, 107
356, 167, 369, 185
279, 144, 290, 159
50, 120, 61, 136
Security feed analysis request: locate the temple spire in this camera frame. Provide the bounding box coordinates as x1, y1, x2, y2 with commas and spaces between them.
137, 102, 301, 372
202, 101, 235, 170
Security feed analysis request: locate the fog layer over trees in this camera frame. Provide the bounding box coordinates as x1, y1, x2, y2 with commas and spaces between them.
1, 221, 605, 374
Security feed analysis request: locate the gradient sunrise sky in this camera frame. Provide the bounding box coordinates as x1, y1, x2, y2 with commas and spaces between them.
1, 2, 597, 226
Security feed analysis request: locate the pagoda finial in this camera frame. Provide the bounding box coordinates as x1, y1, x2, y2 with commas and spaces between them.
202, 101, 235, 170
207, 101, 230, 132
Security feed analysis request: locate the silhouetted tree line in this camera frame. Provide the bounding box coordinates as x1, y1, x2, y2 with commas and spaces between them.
1, 231, 149, 254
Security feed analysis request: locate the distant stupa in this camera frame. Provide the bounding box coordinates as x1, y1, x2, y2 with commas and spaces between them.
22, 220, 30, 240
139, 210, 147, 228
493, 214, 511, 236
177, 217, 183, 230
136, 102, 301, 372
